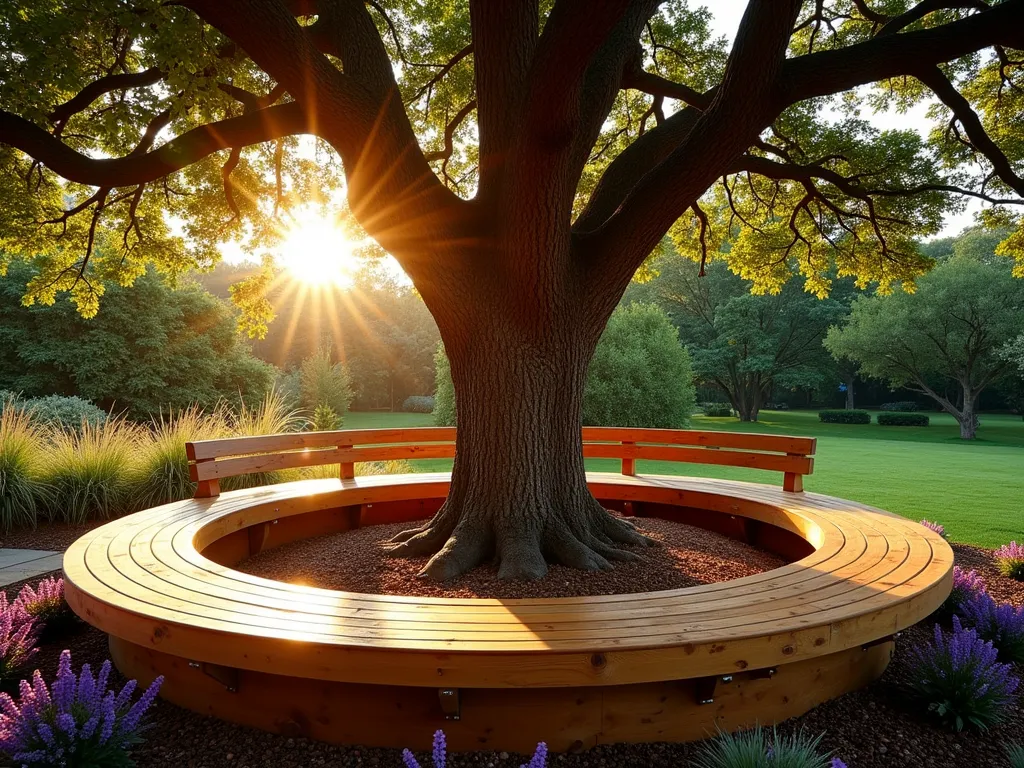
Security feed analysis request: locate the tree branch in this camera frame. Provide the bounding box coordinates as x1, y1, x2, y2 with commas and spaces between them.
50, 67, 164, 133
917, 66, 1024, 197
0, 103, 310, 187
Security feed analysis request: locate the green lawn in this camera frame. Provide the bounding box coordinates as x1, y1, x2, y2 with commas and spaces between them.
343, 409, 1024, 549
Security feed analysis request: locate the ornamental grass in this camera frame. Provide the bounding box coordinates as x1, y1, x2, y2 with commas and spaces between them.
222, 389, 303, 491
0, 401, 48, 532
693, 726, 839, 767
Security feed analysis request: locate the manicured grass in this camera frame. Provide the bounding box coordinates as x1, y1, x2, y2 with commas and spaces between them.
343, 409, 1024, 549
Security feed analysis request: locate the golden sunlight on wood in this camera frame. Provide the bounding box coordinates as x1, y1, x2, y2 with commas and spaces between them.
277, 207, 361, 288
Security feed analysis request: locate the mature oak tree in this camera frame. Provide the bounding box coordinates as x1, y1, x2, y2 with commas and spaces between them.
1, 0, 1023, 578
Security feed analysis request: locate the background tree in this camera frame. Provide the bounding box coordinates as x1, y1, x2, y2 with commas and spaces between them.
0, 263, 273, 418
435, 304, 697, 428
645, 256, 849, 421
1, 0, 1023, 578
582, 303, 695, 429
826, 258, 1024, 439
298, 347, 353, 418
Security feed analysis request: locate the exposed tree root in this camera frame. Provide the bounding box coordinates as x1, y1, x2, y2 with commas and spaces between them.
386, 496, 656, 581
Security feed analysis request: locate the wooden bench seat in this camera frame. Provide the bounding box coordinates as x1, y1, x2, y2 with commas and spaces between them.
61, 428, 951, 750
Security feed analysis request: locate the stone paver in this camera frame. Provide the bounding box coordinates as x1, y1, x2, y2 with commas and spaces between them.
0, 550, 63, 588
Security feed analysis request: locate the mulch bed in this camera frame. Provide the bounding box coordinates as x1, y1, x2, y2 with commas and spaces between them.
3, 528, 1023, 767
239, 517, 787, 599
1, 521, 103, 552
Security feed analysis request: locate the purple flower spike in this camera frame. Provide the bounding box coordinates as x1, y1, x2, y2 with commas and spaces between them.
831, 759, 848, 768
958, 591, 1024, 663
402, 747, 423, 768
0, 649, 163, 767
521, 741, 548, 768
938, 566, 988, 620
431, 729, 446, 768
920, 519, 947, 538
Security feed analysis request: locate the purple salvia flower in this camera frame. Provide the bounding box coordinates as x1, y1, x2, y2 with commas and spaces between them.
80, 713, 100, 740
30, 670, 49, 710
402, 747, 423, 768
56, 711, 76, 738
15, 577, 65, 623
36, 722, 55, 748
958, 591, 1024, 663
118, 676, 164, 734
113, 678, 137, 711
77, 663, 95, 708
99, 690, 117, 744
431, 729, 446, 768
830, 760, 848, 768
920, 519, 947, 538
51, 650, 76, 714
939, 566, 988, 620
521, 741, 548, 768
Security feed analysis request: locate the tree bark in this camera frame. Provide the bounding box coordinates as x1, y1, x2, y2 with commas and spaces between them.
959, 388, 978, 440
845, 375, 855, 410
387, 282, 654, 580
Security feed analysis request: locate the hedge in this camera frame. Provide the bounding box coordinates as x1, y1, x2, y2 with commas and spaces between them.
880, 401, 920, 412
701, 402, 733, 417
819, 409, 871, 424
878, 412, 930, 427
402, 395, 435, 413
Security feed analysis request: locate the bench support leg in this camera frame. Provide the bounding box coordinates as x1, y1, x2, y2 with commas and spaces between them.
190, 661, 240, 693
783, 472, 803, 493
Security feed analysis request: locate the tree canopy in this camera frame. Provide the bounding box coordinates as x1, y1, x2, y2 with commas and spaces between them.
825, 256, 1024, 438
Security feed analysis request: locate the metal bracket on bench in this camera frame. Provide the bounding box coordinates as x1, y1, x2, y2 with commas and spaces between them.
190, 660, 240, 693
694, 674, 733, 705
861, 632, 900, 651
747, 666, 777, 680
438, 688, 460, 720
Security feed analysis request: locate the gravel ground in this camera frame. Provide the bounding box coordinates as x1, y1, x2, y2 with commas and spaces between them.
239, 517, 787, 599
3, 529, 1023, 766
1, 521, 102, 552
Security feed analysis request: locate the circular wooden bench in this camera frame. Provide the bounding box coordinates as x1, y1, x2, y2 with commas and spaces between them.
63, 428, 952, 752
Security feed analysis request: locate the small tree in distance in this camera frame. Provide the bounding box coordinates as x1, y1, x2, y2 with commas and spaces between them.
299, 348, 353, 420
826, 258, 1024, 439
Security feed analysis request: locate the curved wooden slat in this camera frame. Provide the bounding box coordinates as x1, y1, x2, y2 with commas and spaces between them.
63, 471, 952, 689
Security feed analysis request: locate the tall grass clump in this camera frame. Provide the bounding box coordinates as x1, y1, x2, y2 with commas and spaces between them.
222, 389, 303, 491
694, 727, 837, 767
1007, 742, 1024, 768
132, 407, 228, 508
0, 402, 47, 532
43, 418, 143, 523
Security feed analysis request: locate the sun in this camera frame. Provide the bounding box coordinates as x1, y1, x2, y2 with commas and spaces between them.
276, 208, 360, 288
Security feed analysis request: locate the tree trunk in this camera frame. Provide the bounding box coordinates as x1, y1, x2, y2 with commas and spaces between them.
735, 381, 762, 421
387, 298, 653, 581
845, 375, 855, 410
959, 389, 978, 440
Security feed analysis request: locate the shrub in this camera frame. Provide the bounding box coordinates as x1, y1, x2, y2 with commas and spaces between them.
937, 566, 987, 620
694, 726, 836, 767
880, 401, 920, 411
1007, 742, 1024, 768
582, 303, 696, 429
919, 519, 947, 539
0, 650, 163, 768
299, 347, 353, 417
957, 592, 1024, 664
19, 395, 107, 431
0, 401, 47, 532
402, 396, 435, 414
995, 541, 1024, 581
43, 418, 142, 523
878, 412, 929, 426
818, 409, 870, 424
432, 344, 456, 427
908, 616, 1019, 730
701, 402, 734, 417
0, 594, 36, 685
15, 578, 76, 642
132, 406, 228, 509
310, 404, 342, 431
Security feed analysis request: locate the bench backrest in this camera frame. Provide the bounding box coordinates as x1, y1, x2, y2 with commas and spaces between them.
186, 426, 815, 498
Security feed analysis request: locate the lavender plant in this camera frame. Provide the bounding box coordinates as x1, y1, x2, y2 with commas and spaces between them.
16, 577, 76, 641
920, 520, 947, 539
937, 566, 987, 620
909, 617, 1020, 731
0, 593, 36, 684
401, 731, 547, 768
0, 650, 164, 767
957, 592, 1024, 663
995, 542, 1024, 581
694, 727, 837, 767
